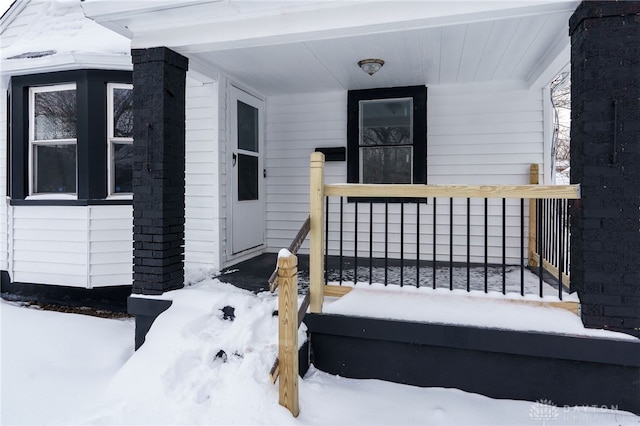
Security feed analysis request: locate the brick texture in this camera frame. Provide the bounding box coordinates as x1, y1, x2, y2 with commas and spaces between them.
570, 1, 640, 337
131, 47, 189, 295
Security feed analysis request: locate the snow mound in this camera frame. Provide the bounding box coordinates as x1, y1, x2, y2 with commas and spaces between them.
81, 279, 638, 425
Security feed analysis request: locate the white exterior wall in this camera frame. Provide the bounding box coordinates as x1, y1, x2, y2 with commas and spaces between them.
184, 74, 221, 274
265, 84, 545, 265
9, 205, 132, 288
88, 206, 133, 287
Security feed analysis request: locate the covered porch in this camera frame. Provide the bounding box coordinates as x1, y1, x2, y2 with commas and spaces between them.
85, 0, 640, 415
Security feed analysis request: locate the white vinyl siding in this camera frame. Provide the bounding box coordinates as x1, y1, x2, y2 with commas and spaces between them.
9, 205, 132, 288
428, 85, 544, 184
88, 205, 132, 287
265, 84, 544, 265
184, 75, 221, 273
266, 91, 346, 253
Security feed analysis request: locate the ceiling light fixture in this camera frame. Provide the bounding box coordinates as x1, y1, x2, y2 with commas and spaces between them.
358, 58, 384, 76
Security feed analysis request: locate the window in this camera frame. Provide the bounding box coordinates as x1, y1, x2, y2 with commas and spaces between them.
347, 86, 427, 186
9, 70, 132, 204
108, 84, 133, 195
29, 84, 77, 195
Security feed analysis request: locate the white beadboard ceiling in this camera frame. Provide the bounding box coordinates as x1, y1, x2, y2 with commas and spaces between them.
84, 0, 580, 95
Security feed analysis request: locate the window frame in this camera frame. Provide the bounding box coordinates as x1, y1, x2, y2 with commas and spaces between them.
9, 70, 133, 206
107, 83, 133, 198
28, 83, 78, 198
347, 85, 427, 190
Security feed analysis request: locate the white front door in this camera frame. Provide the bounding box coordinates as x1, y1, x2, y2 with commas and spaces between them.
230, 87, 265, 255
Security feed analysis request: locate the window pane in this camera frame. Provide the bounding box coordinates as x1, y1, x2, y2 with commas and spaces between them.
237, 101, 258, 153
113, 143, 133, 193
361, 146, 412, 184
34, 144, 76, 193
238, 154, 258, 201
34, 89, 76, 140
360, 99, 412, 146
113, 88, 133, 138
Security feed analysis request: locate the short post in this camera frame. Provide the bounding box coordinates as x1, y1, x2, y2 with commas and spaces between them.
528, 163, 539, 267
309, 152, 325, 313
277, 252, 299, 417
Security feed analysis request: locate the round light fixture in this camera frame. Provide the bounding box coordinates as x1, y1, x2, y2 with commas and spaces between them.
358, 58, 385, 76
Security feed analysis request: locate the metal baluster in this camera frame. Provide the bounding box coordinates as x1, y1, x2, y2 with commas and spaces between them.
502, 198, 506, 295
400, 202, 405, 287
467, 198, 471, 293
416, 201, 420, 288
558, 199, 564, 300
385, 201, 389, 286
369, 201, 373, 285
520, 199, 525, 297
339, 196, 344, 285
325, 197, 329, 284
354, 201, 358, 285
433, 197, 437, 289
449, 198, 453, 291
538, 199, 544, 297
484, 198, 488, 293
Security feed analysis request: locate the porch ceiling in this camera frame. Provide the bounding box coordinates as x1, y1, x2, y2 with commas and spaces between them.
84, 0, 580, 95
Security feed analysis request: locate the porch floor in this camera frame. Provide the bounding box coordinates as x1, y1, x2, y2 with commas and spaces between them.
218, 253, 567, 299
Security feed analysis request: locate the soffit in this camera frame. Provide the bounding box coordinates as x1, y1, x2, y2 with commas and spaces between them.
84, 1, 580, 95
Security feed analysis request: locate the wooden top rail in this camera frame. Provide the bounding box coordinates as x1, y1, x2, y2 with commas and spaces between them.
324, 183, 581, 200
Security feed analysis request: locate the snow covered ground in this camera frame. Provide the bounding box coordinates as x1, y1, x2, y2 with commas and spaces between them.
0, 301, 134, 425
1, 279, 639, 425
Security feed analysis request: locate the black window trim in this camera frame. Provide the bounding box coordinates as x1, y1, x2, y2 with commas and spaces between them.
9, 69, 132, 206
347, 85, 427, 203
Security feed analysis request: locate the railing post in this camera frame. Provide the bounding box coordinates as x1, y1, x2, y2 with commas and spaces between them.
310, 152, 325, 313
528, 163, 539, 267
277, 252, 299, 417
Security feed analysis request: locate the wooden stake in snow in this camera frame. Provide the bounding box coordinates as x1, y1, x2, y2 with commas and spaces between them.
277, 251, 299, 417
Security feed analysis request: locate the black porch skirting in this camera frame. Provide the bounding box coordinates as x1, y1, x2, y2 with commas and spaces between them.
304, 313, 640, 415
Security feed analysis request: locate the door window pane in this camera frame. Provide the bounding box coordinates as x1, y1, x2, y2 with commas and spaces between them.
113, 143, 133, 193
34, 89, 76, 140
113, 88, 133, 138
360, 146, 412, 184
237, 101, 258, 153
34, 144, 76, 193
238, 154, 258, 201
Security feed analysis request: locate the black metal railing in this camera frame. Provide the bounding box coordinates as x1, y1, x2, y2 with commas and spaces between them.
322, 196, 570, 299
534, 198, 571, 295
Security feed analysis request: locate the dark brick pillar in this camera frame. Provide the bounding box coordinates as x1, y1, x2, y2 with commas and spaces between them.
570, 2, 640, 337
131, 47, 188, 295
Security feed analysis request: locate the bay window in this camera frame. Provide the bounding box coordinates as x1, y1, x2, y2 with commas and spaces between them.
29, 84, 77, 195
9, 69, 132, 204
108, 83, 133, 195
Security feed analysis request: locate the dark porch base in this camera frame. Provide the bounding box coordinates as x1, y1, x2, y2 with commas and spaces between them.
305, 313, 640, 415
128, 296, 173, 350
0, 271, 130, 312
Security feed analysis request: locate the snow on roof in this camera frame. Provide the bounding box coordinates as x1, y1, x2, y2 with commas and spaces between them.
1, 0, 129, 64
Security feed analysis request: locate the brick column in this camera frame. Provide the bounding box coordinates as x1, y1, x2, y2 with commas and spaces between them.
131, 47, 188, 295
570, 2, 640, 337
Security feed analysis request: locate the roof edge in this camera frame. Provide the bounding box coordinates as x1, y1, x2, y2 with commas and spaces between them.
0, 0, 28, 34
